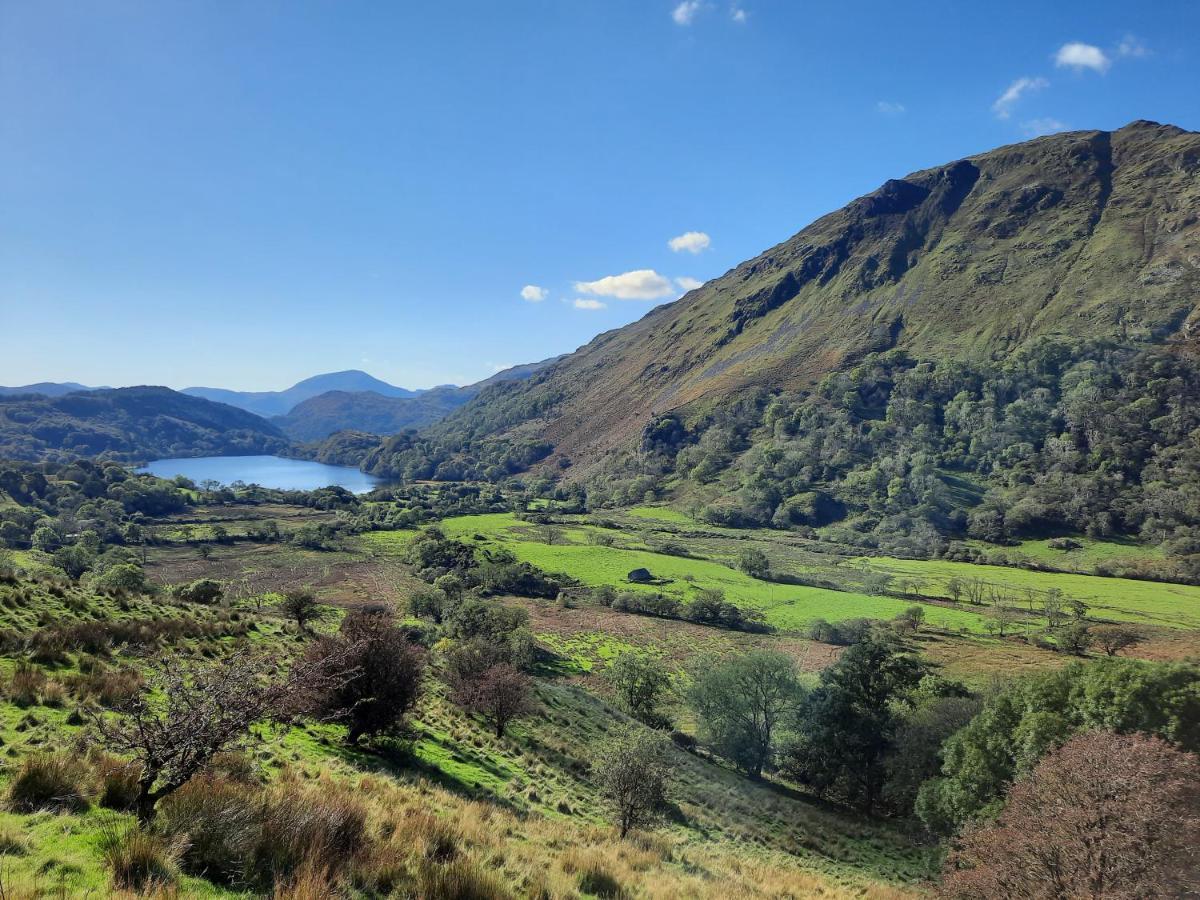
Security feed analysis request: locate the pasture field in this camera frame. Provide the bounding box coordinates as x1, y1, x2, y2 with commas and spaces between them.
859, 556, 1200, 629
437, 513, 995, 633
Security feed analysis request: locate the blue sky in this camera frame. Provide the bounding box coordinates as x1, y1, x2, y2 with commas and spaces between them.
2, 1, 1197, 391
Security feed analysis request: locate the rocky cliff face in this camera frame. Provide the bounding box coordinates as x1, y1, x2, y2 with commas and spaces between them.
426, 121, 1200, 473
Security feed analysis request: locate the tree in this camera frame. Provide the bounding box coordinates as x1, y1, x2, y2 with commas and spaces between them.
940, 732, 1200, 899
945, 578, 964, 604
606, 653, 672, 726
53, 544, 93, 580
302, 607, 426, 744
737, 548, 770, 579
917, 658, 1200, 835
433, 573, 464, 603
1093, 624, 1142, 656
280, 588, 324, 634
595, 726, 674, 839
688, 650, 800, 778
91, 649, 344, 823
450, 660, 535, 738
785, 633, 928, 813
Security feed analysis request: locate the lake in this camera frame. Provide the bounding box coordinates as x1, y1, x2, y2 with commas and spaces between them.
139, 455, 383, 494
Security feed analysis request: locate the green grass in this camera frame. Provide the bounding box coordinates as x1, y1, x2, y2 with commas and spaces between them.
862, 556, 1200, 628
1001, 537, 1163, 569
436, 514, 993, 633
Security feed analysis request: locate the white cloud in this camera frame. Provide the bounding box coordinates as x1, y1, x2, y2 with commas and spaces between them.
1055, 42, 1110, 73
876, 100, 906, 116
675, 276, 704, 292
672, 1, 702, 25
1021, 117, 1069, 138
1117, 35, 1150, 58
490, 363, 513, 373
573, 298, 607, 310
574, 269, 675, 300
520, 284, 548, 303
731, 6, 747, 22
668, 231, 711, 254
992, 76, 1049, 119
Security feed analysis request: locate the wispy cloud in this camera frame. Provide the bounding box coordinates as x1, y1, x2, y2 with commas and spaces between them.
1117, 35, 1150, 58
520, 284, 548, 303
876, 100, 906, 116
672, 1, 702, 25
668, 231, 711, 254
572, 298, 607, 310
730, 6, 747, 23
1021, 117, 1068, 138
1054, 42, 1110, 73
574, 269, 675, 300
992, 76, 1048, 119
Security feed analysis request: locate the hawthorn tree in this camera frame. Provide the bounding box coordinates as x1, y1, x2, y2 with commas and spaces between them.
303, 607, 426, 743
280, 588, 324, 634
446, 639, 536, 737
595, 726, 674, 839
91, 649, 346, 823
606, 652, 672, 726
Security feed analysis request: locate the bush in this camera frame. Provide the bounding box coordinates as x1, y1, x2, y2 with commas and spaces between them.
6, 661, 46, 707
100, 823, 181, 892
172, 578, 223, 604
7, 752, 91, 813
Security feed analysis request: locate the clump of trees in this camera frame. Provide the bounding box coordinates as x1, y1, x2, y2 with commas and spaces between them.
940, 731, 1200, 898
605, 652, 672, 728
916, 657, 1200, 834
444, 639, 536, 737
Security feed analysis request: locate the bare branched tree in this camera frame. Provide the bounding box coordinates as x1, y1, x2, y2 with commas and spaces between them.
90, 648, 351, 822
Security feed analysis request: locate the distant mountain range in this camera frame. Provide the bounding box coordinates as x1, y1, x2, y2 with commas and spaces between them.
272, 358, 562, 442
0, 387, 288, 464
182, 370, 422, 417
0, 382, 106, 397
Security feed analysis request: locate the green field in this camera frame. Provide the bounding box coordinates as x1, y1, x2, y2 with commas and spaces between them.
861, 556, 1200, 629
435, 514, 993, 632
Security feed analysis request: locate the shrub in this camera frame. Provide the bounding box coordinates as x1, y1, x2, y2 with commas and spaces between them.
7, 752, 91, 813
100, 823, 181, 892
172, 578, 223, 604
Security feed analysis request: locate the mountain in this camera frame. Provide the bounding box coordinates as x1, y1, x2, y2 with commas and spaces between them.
361, 121, 1199, 482
0, 387, 289, 464
0, 382, 103, 397
275, 358, 563, 442
183, 370, 420, 417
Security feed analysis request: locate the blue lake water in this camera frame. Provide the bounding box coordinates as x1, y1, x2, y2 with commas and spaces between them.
139, 455, 382, 494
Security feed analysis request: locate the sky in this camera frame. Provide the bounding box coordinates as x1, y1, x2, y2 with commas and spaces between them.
2, 1, 1198, 391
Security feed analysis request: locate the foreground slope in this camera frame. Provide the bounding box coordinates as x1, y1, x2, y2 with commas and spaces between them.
411, 121, 1200, 475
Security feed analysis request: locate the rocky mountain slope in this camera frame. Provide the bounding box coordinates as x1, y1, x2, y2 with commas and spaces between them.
410, 121, 1200, 476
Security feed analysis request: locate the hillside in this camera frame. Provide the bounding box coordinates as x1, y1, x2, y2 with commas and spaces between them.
184, 369, 420, 417
279, 357, 563, 442
399, 121, 1199, 475
0, 386, 290, 463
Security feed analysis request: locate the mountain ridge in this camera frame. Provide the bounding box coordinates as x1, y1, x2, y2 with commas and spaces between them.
375, 120, 1199, 480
